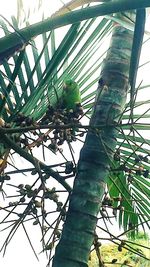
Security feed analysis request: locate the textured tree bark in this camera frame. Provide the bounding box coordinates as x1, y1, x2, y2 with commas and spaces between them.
52, 12, 135, 267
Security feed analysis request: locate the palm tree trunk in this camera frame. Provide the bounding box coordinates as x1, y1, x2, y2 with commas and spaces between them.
52, 12, 135, 267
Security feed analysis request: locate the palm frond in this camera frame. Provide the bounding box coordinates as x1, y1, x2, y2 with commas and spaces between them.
0, 1, 150, 255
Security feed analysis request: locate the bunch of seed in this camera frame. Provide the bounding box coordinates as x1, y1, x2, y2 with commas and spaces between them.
40, 103, 84, 152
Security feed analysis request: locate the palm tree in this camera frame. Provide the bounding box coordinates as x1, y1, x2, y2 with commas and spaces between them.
0, 1, 150, 266
52, 5, 148, 267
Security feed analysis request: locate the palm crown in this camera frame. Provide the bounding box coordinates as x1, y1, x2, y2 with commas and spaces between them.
0, 0, 150, 265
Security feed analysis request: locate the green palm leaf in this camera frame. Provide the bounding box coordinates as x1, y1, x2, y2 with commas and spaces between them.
0, 2, 150, 263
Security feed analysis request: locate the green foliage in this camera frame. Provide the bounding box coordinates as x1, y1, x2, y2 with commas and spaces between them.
0, 1, 150, 265
89, 234, 150, 267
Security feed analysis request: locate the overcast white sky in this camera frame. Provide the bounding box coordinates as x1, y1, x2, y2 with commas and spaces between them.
0, 2, 87, 267
0, 1, 150, 267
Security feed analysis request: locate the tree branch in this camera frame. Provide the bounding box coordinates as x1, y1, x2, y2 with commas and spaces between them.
0, 132, 71, 192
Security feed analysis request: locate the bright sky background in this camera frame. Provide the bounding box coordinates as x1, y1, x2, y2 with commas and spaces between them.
0, 2, 84, 267
0, 2, 68, 267
0, 1, 150, 267
0, 0, 64, 17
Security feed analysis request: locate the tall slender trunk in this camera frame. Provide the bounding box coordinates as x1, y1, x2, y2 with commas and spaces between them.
52, 12, 135, 267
